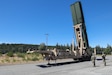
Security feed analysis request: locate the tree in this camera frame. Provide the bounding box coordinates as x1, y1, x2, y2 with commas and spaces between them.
66, 43, 70, 49
56, 43, 60, 49
103, 44, 112, 54
38, 43, 46, 50
89, 46, 94, 53
7, 51, 14, 57
95, 45, 102, 54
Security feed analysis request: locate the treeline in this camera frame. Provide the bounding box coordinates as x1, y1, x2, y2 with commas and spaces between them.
56, 44, 112, 55
95, 44, 112, 54
89, 44, 112, 55
0, 43, 112, 55
0, 43, 69, 54
0, 43, 39, 54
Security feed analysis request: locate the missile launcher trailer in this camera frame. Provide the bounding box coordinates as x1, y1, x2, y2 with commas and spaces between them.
37, 1, 91, 64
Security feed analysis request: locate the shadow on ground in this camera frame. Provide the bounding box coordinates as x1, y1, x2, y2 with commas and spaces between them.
96, 58, 108, 61
96, 58, 102, 61
37, 61, 81, 68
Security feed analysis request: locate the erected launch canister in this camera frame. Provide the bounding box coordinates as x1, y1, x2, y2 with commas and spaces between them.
71, 1, 85, 25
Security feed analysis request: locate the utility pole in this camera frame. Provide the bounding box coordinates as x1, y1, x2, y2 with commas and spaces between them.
45, 34, 49, 50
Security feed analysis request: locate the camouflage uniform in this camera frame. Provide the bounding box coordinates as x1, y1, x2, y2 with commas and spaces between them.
91, 54, 96, 67
102, 54, 106, 66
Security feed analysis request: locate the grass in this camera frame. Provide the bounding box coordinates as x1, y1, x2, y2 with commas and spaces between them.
1, 60, 4, 63
0, 52, 43, 64
31, 56, 39, 61
16, 52, 25, 58
5, 58, 10, 63
13, 59, 16, 62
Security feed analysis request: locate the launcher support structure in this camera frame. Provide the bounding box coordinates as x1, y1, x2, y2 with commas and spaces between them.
71, 1, 91, 60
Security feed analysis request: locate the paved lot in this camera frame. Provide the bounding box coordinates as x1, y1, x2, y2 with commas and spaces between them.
0, 55, 112, 75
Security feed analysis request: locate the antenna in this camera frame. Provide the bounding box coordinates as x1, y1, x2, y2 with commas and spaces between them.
45, 34, 49, 50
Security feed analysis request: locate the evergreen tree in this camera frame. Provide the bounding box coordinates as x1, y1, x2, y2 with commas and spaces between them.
103, 44, 112, 54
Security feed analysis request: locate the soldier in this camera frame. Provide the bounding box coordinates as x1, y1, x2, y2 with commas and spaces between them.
91, 53, 96, 67
102, 53, 106, 66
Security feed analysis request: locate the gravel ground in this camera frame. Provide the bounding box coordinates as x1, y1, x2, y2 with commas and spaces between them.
0, 55, 112, 75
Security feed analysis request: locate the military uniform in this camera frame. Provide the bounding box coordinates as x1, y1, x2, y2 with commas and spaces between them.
102, 54, 106, 66
91, 54, 96, 67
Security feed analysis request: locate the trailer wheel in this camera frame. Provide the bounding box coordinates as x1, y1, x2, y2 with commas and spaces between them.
83, 56, 91, 61
78, 58, 83, 62
73, 58, 78, 60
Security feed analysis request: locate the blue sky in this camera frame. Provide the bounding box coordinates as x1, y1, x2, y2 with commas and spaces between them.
0, 0, 112, 47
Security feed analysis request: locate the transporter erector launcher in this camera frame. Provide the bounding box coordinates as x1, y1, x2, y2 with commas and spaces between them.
71, 1, 91, 60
